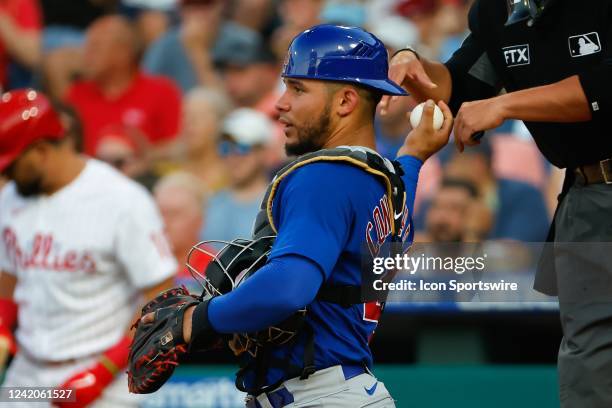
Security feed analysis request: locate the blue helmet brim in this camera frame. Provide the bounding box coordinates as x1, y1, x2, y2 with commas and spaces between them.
360, 78, 409, 96
282, 74, 409, 96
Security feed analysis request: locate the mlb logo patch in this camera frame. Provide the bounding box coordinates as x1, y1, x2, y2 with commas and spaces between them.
503, 44, 530, 67
568, 32, 601, 57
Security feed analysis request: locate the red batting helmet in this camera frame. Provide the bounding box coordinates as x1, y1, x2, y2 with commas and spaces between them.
0, 89, 64, 173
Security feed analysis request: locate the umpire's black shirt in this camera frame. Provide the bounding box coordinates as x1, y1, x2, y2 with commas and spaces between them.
445, 0, 612, 170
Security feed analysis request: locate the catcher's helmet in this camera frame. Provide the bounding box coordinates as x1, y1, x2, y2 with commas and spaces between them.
282, 24, 408, 96
0, 89, 64, 173
187, 237, 306, 355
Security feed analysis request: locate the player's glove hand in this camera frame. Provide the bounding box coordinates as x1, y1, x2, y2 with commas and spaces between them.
128, 287, 204, 394
53, 362, 114, 408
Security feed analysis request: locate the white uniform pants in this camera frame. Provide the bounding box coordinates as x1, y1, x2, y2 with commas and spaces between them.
247, 366, 395, 408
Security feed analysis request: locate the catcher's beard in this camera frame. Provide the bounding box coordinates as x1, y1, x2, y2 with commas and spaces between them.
285, 102, 332, 157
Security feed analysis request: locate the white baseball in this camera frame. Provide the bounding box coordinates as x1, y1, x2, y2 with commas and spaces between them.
410, 102, 444, 130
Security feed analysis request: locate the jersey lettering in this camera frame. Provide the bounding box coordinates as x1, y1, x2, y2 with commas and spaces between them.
2, 228, 97, 273
365, 194, 410, 257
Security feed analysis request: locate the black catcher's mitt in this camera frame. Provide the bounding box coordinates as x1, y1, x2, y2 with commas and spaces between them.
127, 287, 200, 394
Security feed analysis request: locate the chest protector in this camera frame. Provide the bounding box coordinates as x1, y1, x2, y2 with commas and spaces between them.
253, 146, 407, 306
189, 147, 407, 394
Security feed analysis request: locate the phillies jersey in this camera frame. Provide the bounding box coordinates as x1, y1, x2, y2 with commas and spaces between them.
0, 159, 177, 361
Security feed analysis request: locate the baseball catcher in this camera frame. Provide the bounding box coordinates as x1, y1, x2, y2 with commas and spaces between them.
128, 24, 453, 407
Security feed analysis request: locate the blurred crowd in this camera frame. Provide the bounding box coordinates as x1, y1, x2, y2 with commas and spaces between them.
0, 0, 559, 272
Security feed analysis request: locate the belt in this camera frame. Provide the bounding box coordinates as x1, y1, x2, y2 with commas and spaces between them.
247, 365, 367, 408
575, 158, 612, 185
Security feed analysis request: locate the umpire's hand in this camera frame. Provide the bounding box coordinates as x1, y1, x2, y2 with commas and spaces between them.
379, 50, 439, 115
397, 99, 453, 161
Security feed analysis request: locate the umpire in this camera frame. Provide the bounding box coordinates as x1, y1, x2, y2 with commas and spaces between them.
380, 0, 612, 406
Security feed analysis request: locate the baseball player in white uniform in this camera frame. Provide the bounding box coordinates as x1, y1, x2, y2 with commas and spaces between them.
0, 89, 177, 407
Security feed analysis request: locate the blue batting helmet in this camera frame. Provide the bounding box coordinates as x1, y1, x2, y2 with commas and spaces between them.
282, 24, 408, 96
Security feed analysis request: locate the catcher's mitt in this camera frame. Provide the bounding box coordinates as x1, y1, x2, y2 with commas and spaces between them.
127, 287, 200, 394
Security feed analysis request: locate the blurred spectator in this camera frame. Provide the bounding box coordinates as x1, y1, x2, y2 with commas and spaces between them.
374, 95, 416, 160
437, 0, 472, 62
369, 14, 419, 159
270, 0, 322, 61
142, 0, 226, 93
228, 0, 278, 36
66, 15, 181, 156
365, 0, 396, 26
443, 141, 550, 242
120, 0, 177, 47
95, 126, 159, 190
396, 0, 465, 60
320, 0, 366, 27
154, 171, 211, 279
40, 0, 115, 99
200, 108, 273, 241
52, 100, 84, 152
0, 0, 41, 90
395, 0, 439, 59
173, 87, 233, 192
418, 178, 492, 242
215, 25, 279, 116
490, 121, 548, 189
96, 131, 139, 174
369, 14, 420, 56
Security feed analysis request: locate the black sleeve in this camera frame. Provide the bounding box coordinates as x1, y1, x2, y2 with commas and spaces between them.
444, 0, 504, 114
577, 2, 612, 121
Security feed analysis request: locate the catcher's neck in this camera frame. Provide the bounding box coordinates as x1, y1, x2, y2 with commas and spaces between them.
323, 120, 376, 151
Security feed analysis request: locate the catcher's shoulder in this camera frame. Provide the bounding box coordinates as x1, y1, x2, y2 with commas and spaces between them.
278, 160, 380, 197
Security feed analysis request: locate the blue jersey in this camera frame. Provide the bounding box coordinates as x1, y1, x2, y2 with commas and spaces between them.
203, 152, 423, 389
250, 155, 421, 386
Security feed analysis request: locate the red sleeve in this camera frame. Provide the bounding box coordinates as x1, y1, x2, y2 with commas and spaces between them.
153, 78, 181, 142
11, 0, 41, 31
64, 82, 82, 106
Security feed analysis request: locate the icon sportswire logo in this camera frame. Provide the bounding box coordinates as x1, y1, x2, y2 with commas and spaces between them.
503, 44, 530, 67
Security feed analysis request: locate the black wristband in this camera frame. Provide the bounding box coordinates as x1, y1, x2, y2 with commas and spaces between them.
392, 47, 420, 60
189, 299, 220, 351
